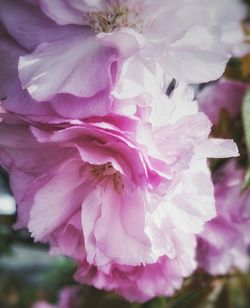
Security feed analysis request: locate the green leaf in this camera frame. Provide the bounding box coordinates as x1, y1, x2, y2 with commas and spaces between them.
242, 90, 250, 152
241, 167, 250, 193
214, 283, 231, 308
241, 89, 250, 192
144, 297, 166, 308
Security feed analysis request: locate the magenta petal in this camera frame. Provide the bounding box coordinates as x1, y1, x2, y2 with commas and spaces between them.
198, 79, 247, 124
0, 0, 84, 51
49, 91, 112, 119
0, 33, 62, 122
0, 117, 73, 227
0, 33, 23, 99
28, 159, 85, 241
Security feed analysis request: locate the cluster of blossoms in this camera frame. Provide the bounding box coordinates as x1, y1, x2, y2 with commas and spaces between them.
0, 0, 249, 303
197, 78, 250, 275
33, 287, 82, 308
197, 160, 250, 275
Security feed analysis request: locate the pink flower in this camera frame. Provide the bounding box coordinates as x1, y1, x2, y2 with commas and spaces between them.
0, 84, 238, 301
0, 0, 245, 302
32, 302, 56, 308
0, 113, 204, 266
32, 286, 81, 308
57, 286, 82, 308
198, 79, 248, 124
0, 0, 245, 111
197, 161, 250, 275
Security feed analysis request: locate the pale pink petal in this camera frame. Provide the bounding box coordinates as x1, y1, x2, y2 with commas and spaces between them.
197, 139, 239, 158
164, 159, 216, 234
19, 34, 115, 101
66, 0, 106, 12
39, 0, 85, 25
92, 183, 154, 266
81, 186, 111, 266
162, 26, 230, 83
50, 210, 86, 260
98, 28, 146, 58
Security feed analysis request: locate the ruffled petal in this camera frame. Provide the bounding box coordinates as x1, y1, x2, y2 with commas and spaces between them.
197, 139, 239, 158
19, 33, 115, 100
98, 28, 146, 58
83, 182, 154, 266
161, 26, 230, 83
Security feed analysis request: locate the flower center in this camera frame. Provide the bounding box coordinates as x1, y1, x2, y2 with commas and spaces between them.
92, 162, 125, 193
86, 3, 144, 33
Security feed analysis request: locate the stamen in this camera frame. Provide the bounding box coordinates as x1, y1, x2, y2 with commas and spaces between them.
92, 162, 115, 179
113, 172, 125, 194
92, 162, 125, 194
85, 4, 143, 33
